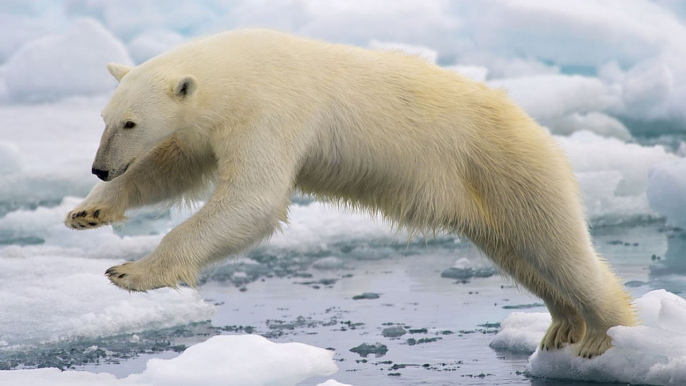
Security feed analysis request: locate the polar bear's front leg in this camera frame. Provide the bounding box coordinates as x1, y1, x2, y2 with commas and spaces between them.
105, 181, 291, 291
105, 138, 297, 291
65, 135, 215, 231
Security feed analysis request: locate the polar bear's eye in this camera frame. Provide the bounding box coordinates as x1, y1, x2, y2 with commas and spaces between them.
123, 121, 136, 129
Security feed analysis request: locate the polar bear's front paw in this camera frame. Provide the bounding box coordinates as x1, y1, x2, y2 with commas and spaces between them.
65, 206, 121, 230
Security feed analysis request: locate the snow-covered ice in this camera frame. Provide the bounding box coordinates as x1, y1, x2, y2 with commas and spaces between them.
0, 252, 214, 348
556, 131, 679, 225
3, 18, 132, 102
491, 290, 686, 385
489, 312, 552, 354
0, 335, 339, 386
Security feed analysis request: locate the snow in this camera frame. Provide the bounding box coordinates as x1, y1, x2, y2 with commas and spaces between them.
0, 335, 339, 386
491, 290, 686, 385
489, 312, 552, 354
0, 252, 214, 348
129, 335, 337, 386
3, 18, 132, 102
556, 131, 679, 225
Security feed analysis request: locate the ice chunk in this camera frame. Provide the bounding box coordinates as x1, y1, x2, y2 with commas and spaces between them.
268, 202, 404, 251
369, 39, 437, 63
0, 8, 62, 63
456, 54, 560, 79
129, 335, 338, 386
556, 131, 679, 225
445, 65, 489, 82
648, 159, 686, 228
491, 290, 686, 384
657, 293, 686, 333
440, 256, 496, 280
546, 112, 632, 140
488, 74, 621, 123
3, 18, 132, 102
128, 29, 185, 64
0, 335, 340, 386
317, 380, 353, 386
488, 312, 550, 354
634, 289, 685, 328
0, 253, 214, 347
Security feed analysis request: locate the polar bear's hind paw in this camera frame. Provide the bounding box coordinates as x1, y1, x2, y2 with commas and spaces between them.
577, 329, 613, 359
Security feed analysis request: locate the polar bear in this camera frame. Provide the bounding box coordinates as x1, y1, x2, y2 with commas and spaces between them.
65, 29, 635, 358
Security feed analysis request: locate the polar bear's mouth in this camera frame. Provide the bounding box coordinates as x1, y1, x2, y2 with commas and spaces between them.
109, 162, 131, 180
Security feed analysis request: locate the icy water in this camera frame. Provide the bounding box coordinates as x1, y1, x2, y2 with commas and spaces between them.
0, 220, 678, 385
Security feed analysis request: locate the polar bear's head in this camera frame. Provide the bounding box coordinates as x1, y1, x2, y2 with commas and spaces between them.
92, 63, 198, 181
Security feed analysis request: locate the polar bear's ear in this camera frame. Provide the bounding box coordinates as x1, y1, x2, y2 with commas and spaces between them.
174, 75, 198, 98
107, 63, 133, 82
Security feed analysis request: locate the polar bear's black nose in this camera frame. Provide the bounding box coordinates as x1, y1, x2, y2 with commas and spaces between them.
92, 168, 109, 181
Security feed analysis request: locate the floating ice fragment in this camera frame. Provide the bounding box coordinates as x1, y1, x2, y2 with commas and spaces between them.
382, 326, 407, 338
352, 292, 380, 300
349, 342, 388, 358
0, 335, 340, 386
317, 380, 353, 386
490, 290, 686, 384
488, 312, 550, 354
129, 335, 338, 386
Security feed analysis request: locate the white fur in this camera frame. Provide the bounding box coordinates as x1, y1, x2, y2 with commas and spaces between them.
65, 29, 635, 358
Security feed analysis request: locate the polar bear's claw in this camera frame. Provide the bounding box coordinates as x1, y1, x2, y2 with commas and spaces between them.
65, 206, 120, 230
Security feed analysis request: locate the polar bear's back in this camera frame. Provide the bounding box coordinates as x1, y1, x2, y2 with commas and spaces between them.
143, 30, 584, 248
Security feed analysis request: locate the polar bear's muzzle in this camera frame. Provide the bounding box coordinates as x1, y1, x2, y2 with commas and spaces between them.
92, 162, 130, 182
